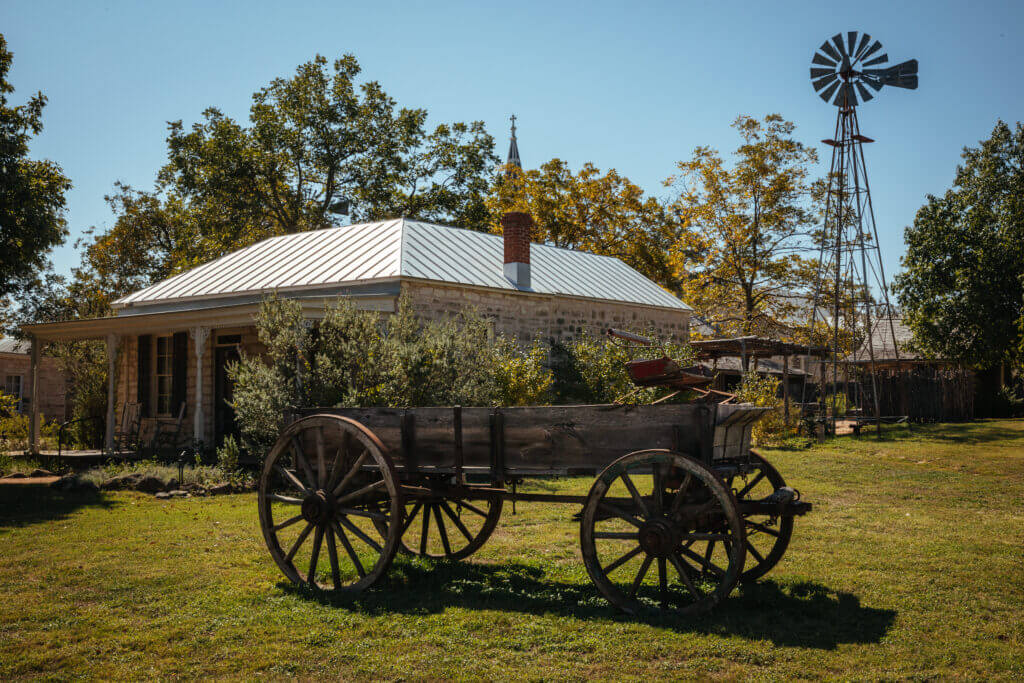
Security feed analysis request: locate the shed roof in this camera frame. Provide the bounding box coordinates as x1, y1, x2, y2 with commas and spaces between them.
113, 219, 689, 312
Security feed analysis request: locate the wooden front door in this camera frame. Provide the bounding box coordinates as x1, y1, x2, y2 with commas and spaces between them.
214, 345, 240, 447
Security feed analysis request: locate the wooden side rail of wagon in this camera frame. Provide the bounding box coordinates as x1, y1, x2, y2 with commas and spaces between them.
257, 402, 812, 617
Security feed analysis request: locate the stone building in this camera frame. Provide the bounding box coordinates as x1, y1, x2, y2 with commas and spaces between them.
23, 213, 691, 452
0, 337, 67, 423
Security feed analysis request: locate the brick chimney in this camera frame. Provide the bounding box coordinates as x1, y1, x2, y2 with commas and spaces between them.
501, 211, 533, 290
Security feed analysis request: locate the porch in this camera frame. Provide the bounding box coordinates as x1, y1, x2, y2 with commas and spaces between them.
20, 297, 390, 455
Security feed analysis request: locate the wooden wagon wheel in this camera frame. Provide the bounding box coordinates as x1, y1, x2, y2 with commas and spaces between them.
381, 492, 503, 561
730, 451, 794, 582
258, 414, 403, 594
580, 450, 746, 616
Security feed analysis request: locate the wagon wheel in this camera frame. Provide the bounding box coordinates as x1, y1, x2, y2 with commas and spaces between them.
383, 493, 503, 561
730, 451, 794, 582
580, 450, 746, 616
258, 414, 403, 594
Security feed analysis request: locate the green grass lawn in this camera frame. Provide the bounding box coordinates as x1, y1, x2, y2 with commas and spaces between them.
2, 421, 1023, 680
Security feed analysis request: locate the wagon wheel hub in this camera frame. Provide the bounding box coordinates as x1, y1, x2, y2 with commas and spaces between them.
638, 518, 680, 558
301, 490, 334, 526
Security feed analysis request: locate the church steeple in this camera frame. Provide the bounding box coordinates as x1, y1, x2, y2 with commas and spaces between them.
505, 114, 521, 171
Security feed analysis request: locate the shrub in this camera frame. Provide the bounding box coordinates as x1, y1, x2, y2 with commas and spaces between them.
734, 373, 790, 445
230, 295, 695, 462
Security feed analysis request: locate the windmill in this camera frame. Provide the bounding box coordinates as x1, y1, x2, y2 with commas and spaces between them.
806, 32, 918, 436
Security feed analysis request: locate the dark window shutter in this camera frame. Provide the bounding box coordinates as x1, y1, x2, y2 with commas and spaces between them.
137, 335, 152, 417
172, 331, 188, 416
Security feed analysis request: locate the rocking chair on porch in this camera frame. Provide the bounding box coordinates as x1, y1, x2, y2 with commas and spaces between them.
150, 402, 186, 453
113, 402, 142, 453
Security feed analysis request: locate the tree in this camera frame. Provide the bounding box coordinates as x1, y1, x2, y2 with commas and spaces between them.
894, 120, 1024, 369
487, 159, 678, 289
0, 34, 71, 302
81, 54, 498, 284
665, 115, 820, 336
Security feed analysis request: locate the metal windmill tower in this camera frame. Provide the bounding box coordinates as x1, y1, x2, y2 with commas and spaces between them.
807, 31, 918, 436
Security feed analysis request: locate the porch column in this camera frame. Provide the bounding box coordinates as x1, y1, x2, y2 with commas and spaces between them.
104, 333, 120, 453
191, 327, 210, 444
28, 335, 39, 454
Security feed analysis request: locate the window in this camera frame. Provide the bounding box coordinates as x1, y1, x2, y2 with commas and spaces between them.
155, 336, 173, 415
4, 375, 22, 413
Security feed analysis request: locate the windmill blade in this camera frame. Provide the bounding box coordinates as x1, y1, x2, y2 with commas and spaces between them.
813, 73, 839, 92
833, 82, 858, 107
855, 81, 874, 103
854, 33, 872, 60
810, 67, 834, 78
819, 79, 841, 103
813, 52, 837, 67
863, 53, 889, 67
847, 31, 858, 56
819, 40, 841, 62
885, 74, 918, 90
831, 33, 848, 59
860, 40, 884, 62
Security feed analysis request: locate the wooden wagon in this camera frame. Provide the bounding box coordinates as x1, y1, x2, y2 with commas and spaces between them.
257, 400, 811, 616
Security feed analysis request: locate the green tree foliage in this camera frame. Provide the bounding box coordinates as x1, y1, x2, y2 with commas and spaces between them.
487, 159, 678, 289
80, 54, 498, 285
0, 34, 71, 302
666, 115, 821, 336
894, 120, 1024, 369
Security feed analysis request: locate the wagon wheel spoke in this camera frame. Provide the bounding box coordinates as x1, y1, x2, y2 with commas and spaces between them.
603, 546, 643, 575
325, 430, 351, 492
336, 479, 385, 506
314, 426, 327, 489
440, 501, 475, 543
629, 555, 653, 598
620, 472, 650, 518
275, 465, 309, 495
325, 525, 342, 590
337, 513, 383, 553
703, 540, 716, 570
678, 544, 726, 577
594, 531, 639, 540
286, 522, 314, 562
736, 470, 766, 499
307, 526, 324, 585
746, 520, 780, 537
433, 505, 453, 556
331, 449, 369, 498
456, 501, 490, 518
747, 541, 765, 564
419, 503, 431, 555
670, 473, 692, 516
598, 501, 644, 528
399, 502, 423, 536
337, 506, 387, 522
267, 493, 303, 505
272, 514, 304, 533
669, 552, 704, 600
332, 521, 366, 578
290, 437, 317, 489
652, 463, 664, 515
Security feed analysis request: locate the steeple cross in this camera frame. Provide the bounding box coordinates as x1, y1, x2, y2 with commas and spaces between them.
510, 114, 517, 137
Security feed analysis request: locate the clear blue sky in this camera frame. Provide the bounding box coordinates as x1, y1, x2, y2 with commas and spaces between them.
5, 0, 1022, 287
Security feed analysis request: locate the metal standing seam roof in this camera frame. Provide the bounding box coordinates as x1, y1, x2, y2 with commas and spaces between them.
113, 219, 691, 311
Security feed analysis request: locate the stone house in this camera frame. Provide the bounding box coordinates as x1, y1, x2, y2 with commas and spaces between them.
22, 213, 691, 452
0, 337, 67, 424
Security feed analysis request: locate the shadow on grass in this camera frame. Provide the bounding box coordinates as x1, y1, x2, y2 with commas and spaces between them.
281, 558, 895, 649
0, 485, 119, 530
